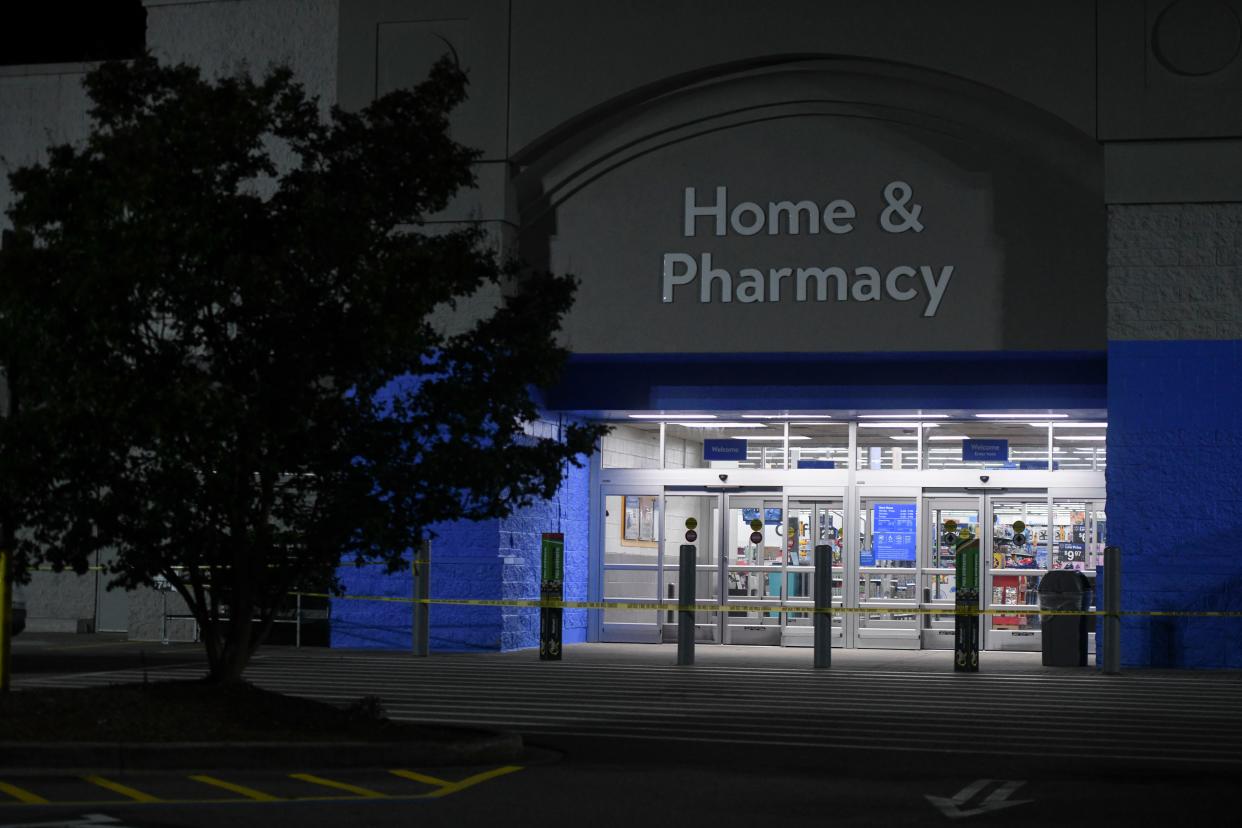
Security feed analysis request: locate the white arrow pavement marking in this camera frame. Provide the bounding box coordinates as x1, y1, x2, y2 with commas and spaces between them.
926, 779, 1033, 819
1, 814, 124, 828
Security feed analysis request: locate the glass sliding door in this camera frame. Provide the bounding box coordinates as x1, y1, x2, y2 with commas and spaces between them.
722, 494, 785, 644
985, 496, 1050, 651
784, 498, 846, 647
921, 498, 981, 649
856, 496, 920, 648
661, 493, 721, 643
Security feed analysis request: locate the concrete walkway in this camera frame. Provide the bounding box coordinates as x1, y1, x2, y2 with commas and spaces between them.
497, 642, 1077, 674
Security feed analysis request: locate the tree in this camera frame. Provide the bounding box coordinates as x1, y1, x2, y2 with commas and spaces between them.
0, 54, 606, 683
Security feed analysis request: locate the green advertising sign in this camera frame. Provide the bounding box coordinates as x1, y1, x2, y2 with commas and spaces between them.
956, 536, 979, 592
541, 532, 564, 586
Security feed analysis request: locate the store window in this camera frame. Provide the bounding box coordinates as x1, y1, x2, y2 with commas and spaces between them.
602, 493, 660, 627
663, 420, 787, 470
1051, 501, 1107, 570
788, 420, 849, 469
855, 421, 928, 470
1051, 422, 1107, 470
920, 420, 1052, 470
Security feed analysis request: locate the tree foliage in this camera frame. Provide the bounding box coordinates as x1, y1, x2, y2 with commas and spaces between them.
0, 55, 605, 681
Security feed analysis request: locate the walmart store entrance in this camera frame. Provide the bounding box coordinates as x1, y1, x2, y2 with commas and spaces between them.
597, 483, 1106, 652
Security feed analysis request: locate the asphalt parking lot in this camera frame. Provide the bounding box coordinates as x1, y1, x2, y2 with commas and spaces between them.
0, 765, 524, 807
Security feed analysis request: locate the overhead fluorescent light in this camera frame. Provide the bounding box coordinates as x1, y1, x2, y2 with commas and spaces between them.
627, 414, 715, 419
741, 414, 831, 419
859, 422, 939, 428
671, 422, 765, 428
742, 435, 811, 441
888, 436, 919, 441
1055, 436, 1107, 441
859, 414, 949, 418
927, 435, 968, 441
975, 413, 1068, 419
1029, 422, 1108, 428
790, 422, 849, 426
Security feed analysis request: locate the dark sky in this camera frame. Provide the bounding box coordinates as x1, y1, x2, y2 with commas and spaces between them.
0, 0, 146, 66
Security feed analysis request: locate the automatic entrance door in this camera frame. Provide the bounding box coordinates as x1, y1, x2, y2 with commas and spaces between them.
598, 484, 844, 645
722, 495, 846, 646
920, 493, 1054, 652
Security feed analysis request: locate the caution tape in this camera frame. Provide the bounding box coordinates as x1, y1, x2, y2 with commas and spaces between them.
29, 560, 428, 573
288, 592, 1242, 618
27, 566, 1242, 619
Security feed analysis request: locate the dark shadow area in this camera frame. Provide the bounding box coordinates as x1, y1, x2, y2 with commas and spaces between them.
0, 1, 145, 66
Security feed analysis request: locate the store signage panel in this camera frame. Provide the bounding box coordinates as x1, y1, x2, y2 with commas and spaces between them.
797, 459, 835, 469
541, 89, 1104, 354
1019, 460, 1060, 470
740, 507, 783, 525
962, 439, 1009, 462
703, 439, 746, 460
872, 502, 917, 562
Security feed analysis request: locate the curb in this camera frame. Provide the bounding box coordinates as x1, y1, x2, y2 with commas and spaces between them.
0, 729, 524, 772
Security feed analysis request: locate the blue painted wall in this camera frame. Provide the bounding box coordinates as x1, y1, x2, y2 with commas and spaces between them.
331, 419, 592, 652
1108, 340, 1242, 668
330, 517, 505, 652
498, 458, 591, 650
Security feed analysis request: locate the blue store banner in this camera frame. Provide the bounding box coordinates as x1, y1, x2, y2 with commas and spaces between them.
704, 439, 746, 461
962, 439, 1009, 462
872, 502, 917, 562
1019, 460, 1060, 470
796, 459, 835, 468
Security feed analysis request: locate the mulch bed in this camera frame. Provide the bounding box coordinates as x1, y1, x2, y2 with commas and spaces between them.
0, 681, 459, 743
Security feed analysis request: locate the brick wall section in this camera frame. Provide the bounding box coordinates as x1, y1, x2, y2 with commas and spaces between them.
499, 455, 591, 650
1107, 204, 1242, 668
331, 416, 591, 652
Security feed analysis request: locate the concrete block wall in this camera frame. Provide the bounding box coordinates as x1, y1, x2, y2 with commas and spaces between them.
21, 569, 97, 633
0, 63, 94, 234
1107, 204, 1242, 668
331, 417, 592, 652
146, 0, 339, 104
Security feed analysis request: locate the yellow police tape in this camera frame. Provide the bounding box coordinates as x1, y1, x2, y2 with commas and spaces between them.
288, 592, 1242, 618
30, 566, 1242, 618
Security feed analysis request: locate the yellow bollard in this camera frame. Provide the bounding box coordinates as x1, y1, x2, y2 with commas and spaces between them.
0, 547, 12, 692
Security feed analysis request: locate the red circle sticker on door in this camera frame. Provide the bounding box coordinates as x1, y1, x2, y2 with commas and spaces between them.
750, 531, 764, 544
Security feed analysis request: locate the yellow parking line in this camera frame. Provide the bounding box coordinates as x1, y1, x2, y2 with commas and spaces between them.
389, 769, 452, 788
189, 774, 281, 801
0, 780, 49, 805
289, 773, 386, 798
424, 766, 523, 798
84, 775, 160, 802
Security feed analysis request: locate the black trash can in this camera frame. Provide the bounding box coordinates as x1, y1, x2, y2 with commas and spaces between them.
1038, 570, 1092, 666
